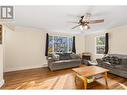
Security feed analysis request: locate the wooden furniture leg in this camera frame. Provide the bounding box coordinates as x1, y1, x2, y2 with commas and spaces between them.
104, 72, 108, 89
74, 74, 77, 85
83, 77, 87, 89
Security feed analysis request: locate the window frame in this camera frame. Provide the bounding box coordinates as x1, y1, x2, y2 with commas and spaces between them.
95, 35, 105, 55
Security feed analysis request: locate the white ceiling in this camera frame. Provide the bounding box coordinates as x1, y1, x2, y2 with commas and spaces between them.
15, 6, 127, 34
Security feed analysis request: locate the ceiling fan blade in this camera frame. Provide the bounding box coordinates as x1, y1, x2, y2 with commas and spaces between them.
72, 24, 81, 29
89, 19, 104, 24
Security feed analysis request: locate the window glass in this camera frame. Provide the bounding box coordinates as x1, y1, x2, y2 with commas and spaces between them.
96, 35, 105, 54
69, 37, 73, 52
48, 36, 53, 54
48, 36, 73, 54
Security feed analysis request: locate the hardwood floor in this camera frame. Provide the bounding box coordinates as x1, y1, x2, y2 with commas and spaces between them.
1, 66, 127, 90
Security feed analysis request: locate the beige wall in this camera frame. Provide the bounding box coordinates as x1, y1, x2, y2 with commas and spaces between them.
4, 26, 85, 72
109, 26, 127, 54
85, 25, 127, 61
76, 35, 85, 54
4, 27, 47, 72
0, 45, 3, 86
0, 25, 5, 87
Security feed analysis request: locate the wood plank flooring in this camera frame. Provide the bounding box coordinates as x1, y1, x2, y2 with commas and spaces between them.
1, 66, 127, 90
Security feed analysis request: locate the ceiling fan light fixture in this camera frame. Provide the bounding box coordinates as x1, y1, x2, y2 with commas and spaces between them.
79, 25, 83, 31
79, 24, 90, 31
83, 24, 90, 30
71, 13, 104, 30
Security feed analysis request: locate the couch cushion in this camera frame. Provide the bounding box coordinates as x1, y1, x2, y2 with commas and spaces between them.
109, 54, 127, 65
57, 53, 71, 60
114, 65, 127, 71
121, 59, 127, 67
53, 59, 81, 64
70, 53, 80, 59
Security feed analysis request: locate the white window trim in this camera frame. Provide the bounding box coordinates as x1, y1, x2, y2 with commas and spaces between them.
95, 35, 105, 55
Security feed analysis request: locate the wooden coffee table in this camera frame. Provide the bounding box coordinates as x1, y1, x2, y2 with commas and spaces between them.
72, 66, 109, 89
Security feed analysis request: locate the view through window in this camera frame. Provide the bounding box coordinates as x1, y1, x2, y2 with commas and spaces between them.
96, 35, 105, 54
48, 36, 73, 54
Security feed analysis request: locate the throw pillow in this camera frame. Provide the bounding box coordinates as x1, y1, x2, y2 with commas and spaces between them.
102, 56, 110, 62
112, 56, 120, 65
102, 56, 120, 65
52, 53, 60, 61
105, 56, 120, 65
58, 53, 71, 60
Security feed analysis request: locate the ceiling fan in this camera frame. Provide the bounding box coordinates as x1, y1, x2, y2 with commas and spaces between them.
72, 13, 104, 30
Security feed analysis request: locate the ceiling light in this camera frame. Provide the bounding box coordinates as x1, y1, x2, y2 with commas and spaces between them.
79, 25, 90, 30
84, 24, 90, 30
79, 26, 83, 31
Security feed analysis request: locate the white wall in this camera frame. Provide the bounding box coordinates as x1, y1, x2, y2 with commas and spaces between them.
85, 25, 127, 61
4, 26, 85, 72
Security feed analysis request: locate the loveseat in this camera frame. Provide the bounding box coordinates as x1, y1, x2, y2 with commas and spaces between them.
48, 53, 81, 71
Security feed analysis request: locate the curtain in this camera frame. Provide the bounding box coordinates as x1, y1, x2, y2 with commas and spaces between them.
45, 33, 49, 56
72, 36, 76, 53
104, 33, 109, 54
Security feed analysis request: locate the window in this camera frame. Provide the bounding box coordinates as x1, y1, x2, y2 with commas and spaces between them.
48, 36, 73, 54
96, 35, 105, 54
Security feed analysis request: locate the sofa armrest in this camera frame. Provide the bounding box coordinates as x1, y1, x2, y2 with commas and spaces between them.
47, 57, 54, 63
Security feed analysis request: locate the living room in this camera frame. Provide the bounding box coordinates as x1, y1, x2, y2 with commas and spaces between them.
0, 5, 127, 91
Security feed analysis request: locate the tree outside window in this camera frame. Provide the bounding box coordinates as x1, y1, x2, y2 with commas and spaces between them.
48, 36, 73, 54
96, 35, 105, 54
